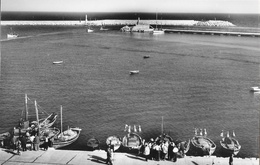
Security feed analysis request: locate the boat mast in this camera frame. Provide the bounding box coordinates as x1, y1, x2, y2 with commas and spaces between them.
161, 116, 164, 135
25, 94, 28, 121
34, 100, 39, 134
156, 12, 158, 29
60, 105, 63, 134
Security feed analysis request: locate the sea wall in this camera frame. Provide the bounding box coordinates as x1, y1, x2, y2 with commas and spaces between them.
1, 20, 235, 27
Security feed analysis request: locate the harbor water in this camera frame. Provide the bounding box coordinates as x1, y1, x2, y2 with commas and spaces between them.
0, 25, 259, 158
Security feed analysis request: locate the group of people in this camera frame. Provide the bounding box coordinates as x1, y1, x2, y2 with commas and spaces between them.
139, 136, 182, 162
1, 125, 53, 155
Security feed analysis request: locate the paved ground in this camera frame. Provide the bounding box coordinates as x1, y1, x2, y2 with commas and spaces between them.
0, 148, 259, 165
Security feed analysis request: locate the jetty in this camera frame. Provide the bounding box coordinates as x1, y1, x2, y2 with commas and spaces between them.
0, 148, 258, 165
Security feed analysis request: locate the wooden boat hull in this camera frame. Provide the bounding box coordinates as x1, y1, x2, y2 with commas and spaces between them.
39, 113, 58, 128
7, 34, 18, 39
53, 127, 81, 149
106, 136, 121, 151
53, 61, 63, 64
188, 136, 216, 156
219, 137, 241, 157
122, 133, 142, 149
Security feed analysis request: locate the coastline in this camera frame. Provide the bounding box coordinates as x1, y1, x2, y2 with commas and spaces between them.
0, 148, 258, 165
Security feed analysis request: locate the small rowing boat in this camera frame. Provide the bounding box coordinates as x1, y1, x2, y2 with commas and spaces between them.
219, 131, 241, 157
106, 136, 122, 151
53, 61, 63, 64
129, 70, 139, 75
250, 86, 260, 92
122, 133, 142, 149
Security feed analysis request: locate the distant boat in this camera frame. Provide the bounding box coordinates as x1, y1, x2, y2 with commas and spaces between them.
100, 24, 109, 31
53, 61, 63, 64
122, 133, 142, 149
106, 136, 122, 151
87, 137, 100, 149
153, 12, 164, 34
219, 131, 241, 157
250, 86, 260, 92
53, 105, 82, 149
7, 33, 18, 39
7, 27, 18, 39
143, 55, 150, 59
130, 70, 139, 75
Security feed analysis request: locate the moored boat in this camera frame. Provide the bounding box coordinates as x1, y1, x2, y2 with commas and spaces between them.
53, 61, 63, 64
219, 131, 241, 157
129, 70, 139, 75
188, 128, 216, 156
106, 136, 121, 151
250, 86, 260, 92
38, 112, 58, 128
52, 105, 81, 149
122, 132, 142, 149
53, 127, 82, 149
7, 33, 18, 39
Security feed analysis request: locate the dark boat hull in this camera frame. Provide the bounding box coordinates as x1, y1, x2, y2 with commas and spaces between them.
188, 136, 216, 156
219, 137, 241, 157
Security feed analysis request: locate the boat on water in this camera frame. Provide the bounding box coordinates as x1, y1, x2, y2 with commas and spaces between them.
38, 112, 57, 128
53, 105, 81, 149
7, 33, 18, 39
53, 61, 63, 64
153, 12, 165, 34
143, 55, 150, 59
7, 28, 18, 39
250, 86, 260, 92
219, 131, 241, 157
188, 128, 216, 156
106, 136, 122, 151
122, 132, 142, 149
39, 127, 60, 142
87, 137, 100, 150
100, 24, 109, 31
130, 70, 139, 75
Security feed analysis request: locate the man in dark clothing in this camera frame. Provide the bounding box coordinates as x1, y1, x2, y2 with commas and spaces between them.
106, 145, 113, 165
21, 136, 27, 151
229, 154, 234, 165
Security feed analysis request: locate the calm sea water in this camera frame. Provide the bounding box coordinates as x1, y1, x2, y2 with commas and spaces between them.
0, 26, 259, 158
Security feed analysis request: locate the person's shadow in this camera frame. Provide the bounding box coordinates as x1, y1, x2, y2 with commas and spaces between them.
88, 155, 107, 164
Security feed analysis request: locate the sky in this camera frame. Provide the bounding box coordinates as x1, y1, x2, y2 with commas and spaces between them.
1, 0, 259, 14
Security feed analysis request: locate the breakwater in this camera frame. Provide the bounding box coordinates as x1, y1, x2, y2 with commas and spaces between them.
1, 19, 235, 27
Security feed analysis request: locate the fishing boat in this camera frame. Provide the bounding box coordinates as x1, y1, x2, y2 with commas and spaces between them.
7, 28, 18, 39
38, 112, 57, 128
106, 136, 122, 151
188, 128, 216, 156
7, 33, 18, 39
53, 61, 63, 64
87, 137, 100, 149
153, 12, 164, 34
39, 127, 60, 142
250, 86, 260, 92
129, 70, 139, 75
219, 131, 241, 156
53, 105, 81, 149
122, 132, 142, 149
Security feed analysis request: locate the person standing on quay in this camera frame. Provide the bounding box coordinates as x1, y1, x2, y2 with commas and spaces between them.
143, 143, 150, 161
34, 134, 40, 151
106, 145, 113, 165
229, 154, 234, 165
